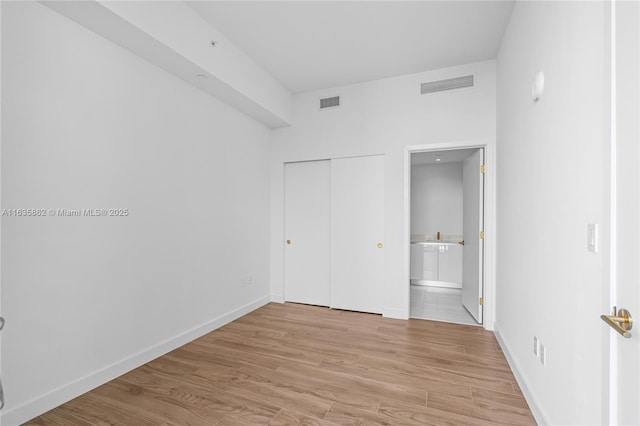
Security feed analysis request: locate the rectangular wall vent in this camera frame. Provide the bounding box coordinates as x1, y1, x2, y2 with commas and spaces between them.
420, 75, 474, 95
320, 96, 340, 109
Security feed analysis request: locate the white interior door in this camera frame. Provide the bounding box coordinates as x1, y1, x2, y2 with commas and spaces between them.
607, 1, 640, 423
284, 160, 331, 306
462, 149, 484, 323
331, 155, 384, 314
0, 2, 4, 419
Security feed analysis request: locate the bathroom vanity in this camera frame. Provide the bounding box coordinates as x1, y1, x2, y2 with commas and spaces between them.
410, 235, 464, 288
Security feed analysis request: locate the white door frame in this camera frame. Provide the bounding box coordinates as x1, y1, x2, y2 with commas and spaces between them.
603, 0, 640, 422
404, 141, 496, 330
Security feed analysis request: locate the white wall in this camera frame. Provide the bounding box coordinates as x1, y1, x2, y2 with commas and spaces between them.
496, 2, 607, 424
270, 60, 496, 319
411, 162, 463, 237
1, 3, 271, 424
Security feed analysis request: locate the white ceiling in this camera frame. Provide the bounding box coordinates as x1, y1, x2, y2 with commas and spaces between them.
188, 1, 514, 94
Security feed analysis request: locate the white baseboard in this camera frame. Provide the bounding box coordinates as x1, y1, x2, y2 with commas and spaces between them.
1, 296, 270, 426
270, 293, 284, 303
493, 324, 550, 426
383, 307, 408, 320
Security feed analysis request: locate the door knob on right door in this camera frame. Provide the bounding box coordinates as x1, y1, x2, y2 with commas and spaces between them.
601, 306, 633, 338
377, 243, 383, 248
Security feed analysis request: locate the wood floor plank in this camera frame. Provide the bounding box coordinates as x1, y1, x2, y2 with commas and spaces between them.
64, 391, 177, 426
324, 402, 409, 426
286, 327, 466, 358
268, 409, 340, 426
91, 380, 227, 425
428, 392, 537, 426
28, 303, 535, 425
317, 358, 473, 399
209, 363, 335, 419
23, 408, 96, 426
357, 342, 513, 378
223, 379, 333, 419
277, 361, 428, 406
471, 387, 531, 411
358, 353, 516, 394
113, 366, 284, 423
220, 320, 289, 339
266, 363, 382, 412
247, 335, 364, 365
512, 381, 525, 396
377, 397, 498, 426
209, 338, 325, 367
184, 339, 285, 370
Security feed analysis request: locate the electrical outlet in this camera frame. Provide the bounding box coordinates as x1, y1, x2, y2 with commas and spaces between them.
539, 343, 546, 365
246, 275, 252, 286
533, 336, 539, 357
241, 275, 253, 286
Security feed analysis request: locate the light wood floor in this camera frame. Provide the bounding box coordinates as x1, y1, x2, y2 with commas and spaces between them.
25, 303, 536, 425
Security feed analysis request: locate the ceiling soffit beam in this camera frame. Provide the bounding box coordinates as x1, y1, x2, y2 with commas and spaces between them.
41, 1, 292, 129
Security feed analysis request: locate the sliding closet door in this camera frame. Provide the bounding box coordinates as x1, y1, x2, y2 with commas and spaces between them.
284, 160, 331, 306
331, 155, 385, 314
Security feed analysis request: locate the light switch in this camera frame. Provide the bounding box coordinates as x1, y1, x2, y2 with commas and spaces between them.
587, 224, 598, 253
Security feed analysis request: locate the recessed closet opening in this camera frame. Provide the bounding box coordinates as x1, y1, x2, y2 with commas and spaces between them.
409, 148, 485, 326
283, 155, 385, 314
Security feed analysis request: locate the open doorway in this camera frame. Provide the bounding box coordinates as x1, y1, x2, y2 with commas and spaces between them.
409, 148, 484, 325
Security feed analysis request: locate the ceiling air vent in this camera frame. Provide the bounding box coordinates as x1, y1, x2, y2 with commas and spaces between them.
320, 96, 340, 109
420, 75, 474, 95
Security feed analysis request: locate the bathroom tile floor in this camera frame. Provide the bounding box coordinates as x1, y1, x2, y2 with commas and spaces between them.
410, 285, 479, 325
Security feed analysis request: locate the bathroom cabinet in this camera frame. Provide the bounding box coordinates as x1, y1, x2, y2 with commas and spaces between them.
410, 241, 463, 288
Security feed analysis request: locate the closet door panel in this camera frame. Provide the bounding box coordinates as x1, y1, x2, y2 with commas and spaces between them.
284, 160, 331, 306
330, 155, 384, 314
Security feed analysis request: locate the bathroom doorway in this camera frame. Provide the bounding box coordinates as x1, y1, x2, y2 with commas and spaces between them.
409, 148, 484, 325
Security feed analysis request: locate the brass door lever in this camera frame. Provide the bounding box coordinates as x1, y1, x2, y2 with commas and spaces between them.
601, 306, 633, 338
